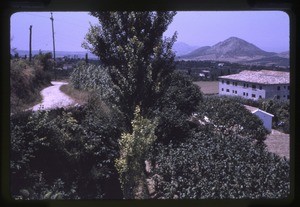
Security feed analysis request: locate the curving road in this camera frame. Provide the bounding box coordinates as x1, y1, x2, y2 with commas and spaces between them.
30, 81, 76, 111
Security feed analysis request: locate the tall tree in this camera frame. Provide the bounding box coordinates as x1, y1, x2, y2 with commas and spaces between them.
82, 11, 177, 128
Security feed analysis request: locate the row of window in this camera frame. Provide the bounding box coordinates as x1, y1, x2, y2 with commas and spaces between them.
222, 88, 262, 98
221, 80, 290, 91
277, 86, 290, 90
221, 88, 290, 100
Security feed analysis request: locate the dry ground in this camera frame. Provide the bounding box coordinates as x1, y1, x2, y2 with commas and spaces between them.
264, 129, 290, 160
193, 81, 219, 95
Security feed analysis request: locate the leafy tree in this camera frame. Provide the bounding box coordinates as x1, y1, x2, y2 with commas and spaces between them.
115, 106, 157, 199
153, 72, 203, 143
82, 11, 177, 127
195, 96, 268, 143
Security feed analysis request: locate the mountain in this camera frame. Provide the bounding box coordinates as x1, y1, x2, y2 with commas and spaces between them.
178, 37, 289, 67
172, 42, 198, 56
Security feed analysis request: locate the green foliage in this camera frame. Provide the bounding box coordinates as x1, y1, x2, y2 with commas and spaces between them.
70, 62, 117, 103
147, 131, 290, 199
195, 96, 268, 142
10, 104, 123, 199
260, 99, 290, 133
153, 72, 203, 143
115, 106, 157, 199
83, 11, 177, 127
10, 56, 51, 113
221, 96, 290, 134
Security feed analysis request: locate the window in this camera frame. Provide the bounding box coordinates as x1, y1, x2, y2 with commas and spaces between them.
277, 86, 280, 90
243, 92, 245, 96
259, 95, 262, 99
284, 86, 286, 89
222, 80, 224, 84
226, 81, 230, 85
232, 90, 234, 93
252, 84, 256, 89
226, 89, 229, 92
246, 93, 248, 96
221, 88, 224, 91
235, 90, 237, 94
259, 86, 262, 90
252, 94, 256, 98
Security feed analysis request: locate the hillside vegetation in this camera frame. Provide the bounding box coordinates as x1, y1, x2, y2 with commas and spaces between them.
10, 53, 52, 113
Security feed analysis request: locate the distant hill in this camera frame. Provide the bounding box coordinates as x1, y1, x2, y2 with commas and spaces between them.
178, 37, 289, 67
172, 42, 198, 56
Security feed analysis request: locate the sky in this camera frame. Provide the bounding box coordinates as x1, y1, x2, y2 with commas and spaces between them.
10, 11, 289, 53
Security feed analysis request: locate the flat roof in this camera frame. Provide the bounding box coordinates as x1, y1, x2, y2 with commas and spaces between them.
219, 70, 289, 84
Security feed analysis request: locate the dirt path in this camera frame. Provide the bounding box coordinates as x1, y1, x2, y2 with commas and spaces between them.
264, 129, 290, 160
30, 81, 76, 111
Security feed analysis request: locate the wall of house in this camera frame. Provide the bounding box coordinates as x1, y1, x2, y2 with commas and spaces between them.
219, 79, 266, 100
264, 84, 290, 100
253, 110, 273, 132
219, 79, 290, 100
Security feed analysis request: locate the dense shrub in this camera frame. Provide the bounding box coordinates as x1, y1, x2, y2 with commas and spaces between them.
195, 96, 268, 142
115, 106, 157, 199
10, 103, 123, 199
147, 131, 290, 199
10, 57, 51, 113
152, 72, 203, 144
219, 96, 290, 134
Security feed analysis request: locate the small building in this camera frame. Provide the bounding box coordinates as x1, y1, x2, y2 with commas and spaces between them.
218, 70, 290, 100
244, 105, 274, 132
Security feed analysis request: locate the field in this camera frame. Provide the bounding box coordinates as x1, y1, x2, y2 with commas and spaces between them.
193, 81, 219, 95
265, 129, 290, 160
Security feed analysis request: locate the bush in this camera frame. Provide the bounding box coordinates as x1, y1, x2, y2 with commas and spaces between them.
147, 131, 290, 199
10, 57, 51, 113
152, 72, 203, 144
10, 103, 123, 199
220, 96, 290, 134
195, 96, 268, 142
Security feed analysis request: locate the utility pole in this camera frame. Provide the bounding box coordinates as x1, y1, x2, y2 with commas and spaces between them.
50, 12, 56, 61
50, 12, 57, 80
29, 25, 32, 62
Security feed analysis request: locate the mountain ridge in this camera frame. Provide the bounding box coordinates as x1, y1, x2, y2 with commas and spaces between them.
178, 37, 289, 67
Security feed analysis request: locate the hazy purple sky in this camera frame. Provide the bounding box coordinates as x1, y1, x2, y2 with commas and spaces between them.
10, 11, 289, 53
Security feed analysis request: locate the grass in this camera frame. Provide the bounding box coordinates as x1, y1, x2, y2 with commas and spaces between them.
60, 84, 90, 105
193, 81, 219, 95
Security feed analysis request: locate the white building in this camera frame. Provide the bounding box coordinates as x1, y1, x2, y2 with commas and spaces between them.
219, 70, 290, 100
244, 105, 274, 132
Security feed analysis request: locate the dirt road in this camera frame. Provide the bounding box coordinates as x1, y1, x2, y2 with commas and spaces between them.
30, 81, 76, 111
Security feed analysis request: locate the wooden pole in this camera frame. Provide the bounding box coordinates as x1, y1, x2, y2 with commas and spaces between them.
50, 12, 56, 61
29, 25, 32, 62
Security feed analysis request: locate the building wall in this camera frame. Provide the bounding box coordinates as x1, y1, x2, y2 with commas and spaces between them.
219, 79, 289, 100
253, 110, 273, 132
264, 84, 290, 100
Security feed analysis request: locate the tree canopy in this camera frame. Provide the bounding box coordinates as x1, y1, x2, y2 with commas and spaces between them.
82, 11, 178, 127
